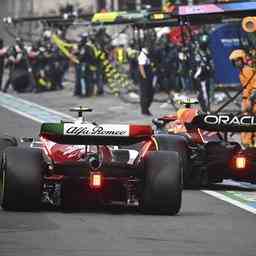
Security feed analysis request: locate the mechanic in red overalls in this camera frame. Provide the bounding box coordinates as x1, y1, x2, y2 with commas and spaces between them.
229, 49, 256, 147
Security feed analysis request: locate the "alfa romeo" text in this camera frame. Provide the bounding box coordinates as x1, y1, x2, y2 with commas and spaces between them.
66, 126, 127, 136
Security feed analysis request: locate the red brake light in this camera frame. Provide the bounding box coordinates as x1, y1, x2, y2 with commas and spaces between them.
235, 156, 246, 169
90, 172, 102, 188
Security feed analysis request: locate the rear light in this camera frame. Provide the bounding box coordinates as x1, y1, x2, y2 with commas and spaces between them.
90, 172, 102, 188
234, 156, 246, 169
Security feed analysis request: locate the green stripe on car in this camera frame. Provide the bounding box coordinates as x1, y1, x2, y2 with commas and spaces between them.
40, 123, 64, 135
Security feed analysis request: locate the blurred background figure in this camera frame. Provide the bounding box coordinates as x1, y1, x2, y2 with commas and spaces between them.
193, 33, 213, 112
74, 33, 96, 97
138, 46, 154, 116
229, 49, 256, 147
127, 42, 139, 87
177, 46, 191, 93
2, 40, 30, 93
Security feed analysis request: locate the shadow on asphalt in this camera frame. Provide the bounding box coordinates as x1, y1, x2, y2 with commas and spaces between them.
38, 206, 215, 218
2, 183, 255, 216
40, 204, 141, 215
178, 211, 215, 217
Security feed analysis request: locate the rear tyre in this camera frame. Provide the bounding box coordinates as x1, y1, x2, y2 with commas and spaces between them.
154, 134, 190, 187
141, 151, 182, 215
0, 147, 43, 211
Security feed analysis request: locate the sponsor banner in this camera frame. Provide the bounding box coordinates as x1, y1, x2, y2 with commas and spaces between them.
189, 114, 256, 132
220, 2, 256, 12
121, 12, 145, 20
179, 4, 223, 15
64, 123, 129, 137
179, 2, 256, 15
92, 12, 123, 23
209, 24, 244, 84
204, 115, 256, 126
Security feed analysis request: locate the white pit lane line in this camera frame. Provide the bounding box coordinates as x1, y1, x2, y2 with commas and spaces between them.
1, 92, 256, 215
202, 190, 256, 215
0, 92, 75, 123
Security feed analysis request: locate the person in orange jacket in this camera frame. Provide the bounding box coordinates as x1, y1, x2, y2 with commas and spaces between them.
229, 49, 256, 147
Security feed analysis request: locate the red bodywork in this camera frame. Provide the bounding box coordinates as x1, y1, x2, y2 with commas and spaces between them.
40, 124, 156, 165
40, 125, 160, 207
42, 140, 113, 164
39, 124, 158, 206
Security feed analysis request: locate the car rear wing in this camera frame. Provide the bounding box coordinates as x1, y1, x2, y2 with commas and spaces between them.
186, 114, 256, 132
40, 123, 152, 145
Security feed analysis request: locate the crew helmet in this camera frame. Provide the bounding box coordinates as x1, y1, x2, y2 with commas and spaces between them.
229, 49, 246, 62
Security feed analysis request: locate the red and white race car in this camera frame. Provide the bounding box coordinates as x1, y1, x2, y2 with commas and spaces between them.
0, 107, 182, 215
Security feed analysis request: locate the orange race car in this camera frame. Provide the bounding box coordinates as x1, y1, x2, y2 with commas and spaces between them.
153, 98, 256, 187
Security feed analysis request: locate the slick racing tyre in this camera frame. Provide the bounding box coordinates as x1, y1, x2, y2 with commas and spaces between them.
154, 134, 190, 187
141, 151, 182, 215
0, 147, 43, 211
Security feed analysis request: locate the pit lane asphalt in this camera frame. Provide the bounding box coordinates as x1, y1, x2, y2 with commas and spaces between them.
1, 106, 256, 256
